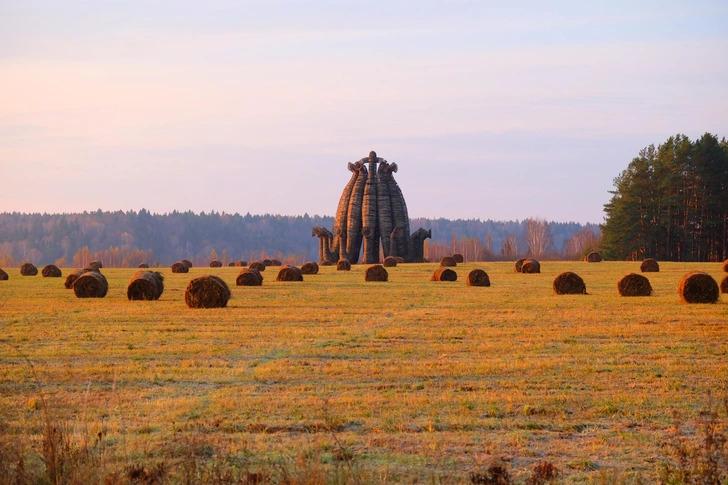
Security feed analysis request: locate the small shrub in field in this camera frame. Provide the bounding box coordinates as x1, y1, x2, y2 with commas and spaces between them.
526, 461, 559, 484
659, 396, 728, 484
469, 460, 512, 484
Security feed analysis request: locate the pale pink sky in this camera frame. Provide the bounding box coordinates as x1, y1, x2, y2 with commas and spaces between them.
2, 1, 727, 223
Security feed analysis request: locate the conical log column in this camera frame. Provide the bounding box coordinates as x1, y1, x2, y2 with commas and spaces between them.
313, 151, 431, 264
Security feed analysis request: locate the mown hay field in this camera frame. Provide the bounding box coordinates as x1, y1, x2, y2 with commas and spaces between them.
0, 262, 727, 483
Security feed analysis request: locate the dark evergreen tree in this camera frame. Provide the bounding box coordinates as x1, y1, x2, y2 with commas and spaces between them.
602, 133, 728, 261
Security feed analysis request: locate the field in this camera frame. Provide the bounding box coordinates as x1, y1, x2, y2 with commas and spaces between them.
1, 261, 727, 483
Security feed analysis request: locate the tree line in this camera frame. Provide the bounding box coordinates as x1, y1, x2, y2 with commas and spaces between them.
601, 133, 728, 261
0, 210, 600, 267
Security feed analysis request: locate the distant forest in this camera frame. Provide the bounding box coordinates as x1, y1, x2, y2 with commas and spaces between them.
602, 133, 728, 262
0, 210, 600, 267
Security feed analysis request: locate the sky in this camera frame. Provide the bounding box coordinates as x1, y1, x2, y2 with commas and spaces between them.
1, 1, 727, 224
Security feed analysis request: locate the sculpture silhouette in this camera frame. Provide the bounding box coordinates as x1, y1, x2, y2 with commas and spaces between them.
313, 151, 431, 264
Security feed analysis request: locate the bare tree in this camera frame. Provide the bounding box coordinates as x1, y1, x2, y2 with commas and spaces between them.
524, 218, 553, 258
563, 227, 602, 260
501, 233, 519, 258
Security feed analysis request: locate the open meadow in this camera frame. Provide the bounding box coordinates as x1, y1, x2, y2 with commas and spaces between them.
1, 261, 727, 483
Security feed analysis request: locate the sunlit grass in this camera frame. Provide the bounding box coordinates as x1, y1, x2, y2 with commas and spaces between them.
0, 261, 726, 482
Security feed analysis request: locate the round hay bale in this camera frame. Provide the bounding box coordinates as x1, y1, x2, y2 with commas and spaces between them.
138, 263, 149, 268
185, 275, 230, 308
301, 262, 319, 275
235, 260, 248, 267
395, 256, 405, 264
466, 269, 490, 287
263, 259, 273, 267
41, 264, 62, 278
236, 268, 263, 286
271, 259, 282, 266
127, 271, 164, 301
228, 262, 236, 267
521, 259, 541, 274
383, 256, 397, 267
321, 261, 333, 266
617, 273, 652, 297
277, 265, 303, 282
0, 268, 8, 281
431, 267, 457, 282
337, 260, 351, 271
440, 256, 457, 267
585, 252, 603, 263
678, 271, 719, 304
20, 263, 38, 276
553, 272, 587, 295
73, 271, 109, 298
249, 261, 266, 272
181, 259, 193, 269
209, 260, 222, 268
88, 260, 103, 269
640, 259, 659, 272
452, 253, 464, 264
64, 267, 99, 289
722, 260, 728, 272
365, 264, 388, 282
514, 258, 526, 273
720, 275, 728, 294
171, 261, 189, 273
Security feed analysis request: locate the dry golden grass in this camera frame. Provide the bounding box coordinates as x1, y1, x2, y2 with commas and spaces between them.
0, 261, 726, 483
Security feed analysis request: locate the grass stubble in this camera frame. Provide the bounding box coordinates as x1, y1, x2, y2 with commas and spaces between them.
0, 262, 726, 483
